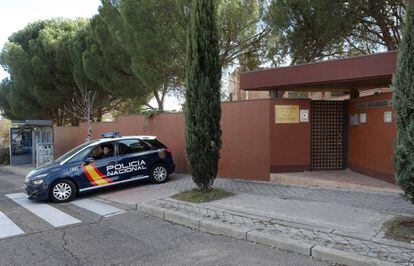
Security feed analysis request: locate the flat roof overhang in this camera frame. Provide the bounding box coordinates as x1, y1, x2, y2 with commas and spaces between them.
11, 120, 52, 126
240, 51, 397, 92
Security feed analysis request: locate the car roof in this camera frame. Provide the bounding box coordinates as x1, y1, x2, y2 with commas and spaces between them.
94, 135, 157, 144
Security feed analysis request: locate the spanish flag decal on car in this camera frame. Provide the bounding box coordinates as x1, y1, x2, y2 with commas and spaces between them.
82, 164, 113, 186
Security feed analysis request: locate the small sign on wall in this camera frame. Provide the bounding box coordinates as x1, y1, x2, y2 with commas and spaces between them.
355, 100, 392, 110
275, 105, 299, 124
300, 109, 309, 122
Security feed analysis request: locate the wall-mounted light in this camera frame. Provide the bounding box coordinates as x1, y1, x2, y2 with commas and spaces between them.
360, 113, 367, 124
384, 111, 392, 123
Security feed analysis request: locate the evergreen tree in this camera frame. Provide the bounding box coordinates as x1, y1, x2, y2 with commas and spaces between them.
392, 1, 414, 203
83, 15, 150, 109
185, 0, 222, 192
268, 0, 406, 64
0, 19, 84, 124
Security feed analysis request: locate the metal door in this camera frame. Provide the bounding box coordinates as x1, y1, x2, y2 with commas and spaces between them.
310, 101, 347, 170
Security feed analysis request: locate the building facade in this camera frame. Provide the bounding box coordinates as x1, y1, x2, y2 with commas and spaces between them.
54, 51, 399, 184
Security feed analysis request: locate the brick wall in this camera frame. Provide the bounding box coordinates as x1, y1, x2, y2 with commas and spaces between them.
269, 99, 311, 172
54, 100, 271, 181
347, 93, 396, 183
54, 96, 398, 183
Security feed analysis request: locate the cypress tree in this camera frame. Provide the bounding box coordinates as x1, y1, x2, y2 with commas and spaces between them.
185, 0, 222, 192
392, 1, 414, 203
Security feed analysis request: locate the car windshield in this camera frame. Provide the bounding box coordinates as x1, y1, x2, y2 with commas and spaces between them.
54, 140, 97, 164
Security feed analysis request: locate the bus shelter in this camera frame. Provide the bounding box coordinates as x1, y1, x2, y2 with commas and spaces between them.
10, 120, 53, 167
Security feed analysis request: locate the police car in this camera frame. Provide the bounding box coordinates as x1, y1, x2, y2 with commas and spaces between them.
25, 132, 175, 203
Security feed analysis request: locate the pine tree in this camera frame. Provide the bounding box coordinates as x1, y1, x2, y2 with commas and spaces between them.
392, 1, 414, 203
185, 0, 222, 192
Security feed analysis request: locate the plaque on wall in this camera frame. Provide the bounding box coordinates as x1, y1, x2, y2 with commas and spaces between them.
275, 105, 299, 124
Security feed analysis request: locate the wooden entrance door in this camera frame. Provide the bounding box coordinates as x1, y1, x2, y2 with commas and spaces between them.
310, 101, 347, 170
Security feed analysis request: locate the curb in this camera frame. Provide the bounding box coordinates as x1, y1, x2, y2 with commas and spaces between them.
199, 219, 249, 240
164, 210, 202, 230
138, 203, 165, 219
311, 246, 396, 266
247, 230, 313, 256
137, 202, 398, 266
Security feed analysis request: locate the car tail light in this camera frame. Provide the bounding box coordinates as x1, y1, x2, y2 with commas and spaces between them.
164, 147, 172, 154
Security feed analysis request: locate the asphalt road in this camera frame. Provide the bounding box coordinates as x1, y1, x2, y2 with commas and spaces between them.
0, 168, 329, 265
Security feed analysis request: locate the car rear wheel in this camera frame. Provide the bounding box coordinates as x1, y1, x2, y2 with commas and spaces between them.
50, 179, 76, 203
150, 164, 169, 184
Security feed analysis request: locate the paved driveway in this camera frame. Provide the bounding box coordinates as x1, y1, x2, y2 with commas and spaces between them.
97, 174, 414, 217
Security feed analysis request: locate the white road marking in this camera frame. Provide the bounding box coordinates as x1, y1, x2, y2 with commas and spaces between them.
6, 193, 81, 227
71, 198, 126, 217
0, 210, 24, 239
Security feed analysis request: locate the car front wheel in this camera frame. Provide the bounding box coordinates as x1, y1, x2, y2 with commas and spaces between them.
150, 164, 169, 184
50, 179, 76, 203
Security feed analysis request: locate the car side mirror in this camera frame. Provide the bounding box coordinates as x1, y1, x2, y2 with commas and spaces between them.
84, 157, 94, 165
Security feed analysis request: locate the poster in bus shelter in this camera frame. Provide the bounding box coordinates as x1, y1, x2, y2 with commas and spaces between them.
10, 127, 32, 155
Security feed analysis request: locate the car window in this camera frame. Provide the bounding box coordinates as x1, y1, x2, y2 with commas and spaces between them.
118, 139, 149, 155
143, 139, 166, 150
89, 142, 115, 161
67, 146, 94, 164
55, 140, 96, 163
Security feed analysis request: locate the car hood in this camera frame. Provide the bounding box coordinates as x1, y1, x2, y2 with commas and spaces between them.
27, 162, 61, 178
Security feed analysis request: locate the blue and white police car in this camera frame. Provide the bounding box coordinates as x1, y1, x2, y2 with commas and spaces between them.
25, 132, 175, 202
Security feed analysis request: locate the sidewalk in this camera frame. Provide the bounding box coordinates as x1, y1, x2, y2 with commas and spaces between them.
96, 174, 414, 266
139, 197, 414, 265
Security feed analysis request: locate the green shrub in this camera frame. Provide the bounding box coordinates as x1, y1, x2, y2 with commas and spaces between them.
172, 188, 234, 203
184, 0, 222, 192
392, 3, 414, 203
0, 146, 10, 165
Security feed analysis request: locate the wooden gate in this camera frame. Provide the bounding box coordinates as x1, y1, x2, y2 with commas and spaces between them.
310, 101, 347, 170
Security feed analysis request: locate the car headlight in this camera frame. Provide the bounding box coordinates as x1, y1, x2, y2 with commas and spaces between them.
32, 179, 44, 185
31, 173, 48, 185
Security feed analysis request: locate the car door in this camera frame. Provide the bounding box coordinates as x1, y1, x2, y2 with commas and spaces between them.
83, 141, 120, 187
116, 138, 154, 180
63, 145, 96, 190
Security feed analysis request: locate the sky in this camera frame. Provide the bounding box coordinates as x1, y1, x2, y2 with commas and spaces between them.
0, 0, 202, 111
0, 0, 101, 79
0, 0, 182, 111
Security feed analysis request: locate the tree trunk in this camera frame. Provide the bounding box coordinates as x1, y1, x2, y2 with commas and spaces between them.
153, 91, 164, 111
71, 115, 80, 126
96, 107, 103, 122
86, 120, 92, 142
